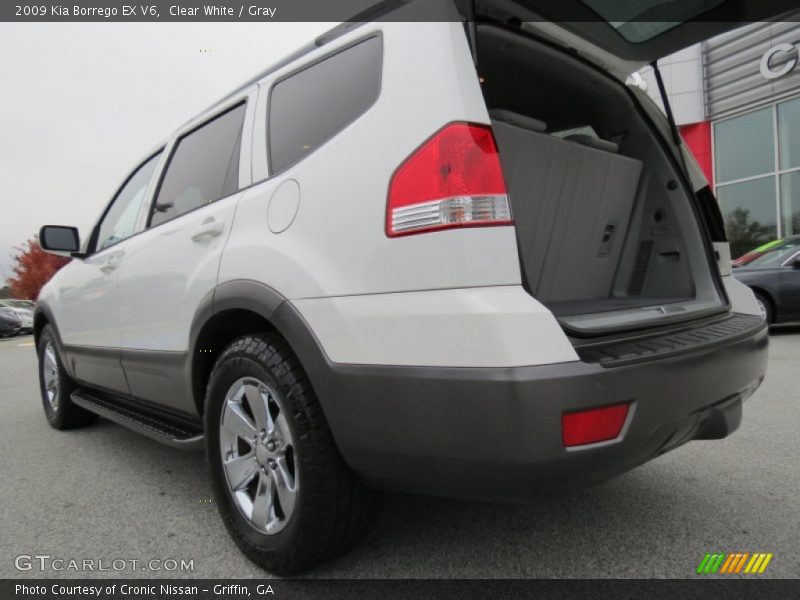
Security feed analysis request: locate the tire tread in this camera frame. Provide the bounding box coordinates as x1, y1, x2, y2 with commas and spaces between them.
205, 332, 377, 574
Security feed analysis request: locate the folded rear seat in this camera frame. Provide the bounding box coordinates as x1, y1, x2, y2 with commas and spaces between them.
564, 133, 620, 153
489, 110, 570, 294
490, 110, 643, 304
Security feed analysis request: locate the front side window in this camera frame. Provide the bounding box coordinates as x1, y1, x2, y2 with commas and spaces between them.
151, 103, 246, 228
268, 36, 382, 173
96, 151, 163, 252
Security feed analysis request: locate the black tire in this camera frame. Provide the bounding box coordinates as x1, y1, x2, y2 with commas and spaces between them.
37, 324, 98, 429
204, 333, 377, 575
754, 292, 774, 324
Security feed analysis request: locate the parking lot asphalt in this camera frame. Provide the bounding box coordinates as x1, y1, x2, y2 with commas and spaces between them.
1, 328, 798, 579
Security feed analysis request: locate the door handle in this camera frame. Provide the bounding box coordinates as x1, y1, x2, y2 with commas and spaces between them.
190, 219, 225, 242
99, 259, 119, 274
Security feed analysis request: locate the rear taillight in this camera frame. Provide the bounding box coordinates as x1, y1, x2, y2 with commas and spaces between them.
562, 403, 631, 448
386, 122, 511, 237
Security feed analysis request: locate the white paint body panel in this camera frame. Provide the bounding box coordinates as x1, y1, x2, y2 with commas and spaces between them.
714, 241, 760, 316
116, 193, 241, 351
220, 22, 522, 300
212, 21, 542, 367
714, 241, 733, 277
292, 286, 579, 367
51, 249, 122, 347
723, 275, 762, 317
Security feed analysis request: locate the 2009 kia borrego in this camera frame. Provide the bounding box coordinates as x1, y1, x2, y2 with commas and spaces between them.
34, 0, 785, 574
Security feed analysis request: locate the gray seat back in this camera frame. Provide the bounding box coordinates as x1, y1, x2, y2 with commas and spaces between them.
492, 113, 643, 303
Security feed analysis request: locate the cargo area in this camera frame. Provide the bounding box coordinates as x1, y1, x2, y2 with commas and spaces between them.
478, 24, 725, 335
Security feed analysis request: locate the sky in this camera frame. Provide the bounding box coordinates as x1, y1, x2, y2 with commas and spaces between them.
0, 21, 330, 285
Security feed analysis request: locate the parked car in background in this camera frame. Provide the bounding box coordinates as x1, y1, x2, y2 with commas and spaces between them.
732, 235, 800, 323
0, 300, 34, 334
733, 239, 786, 268
3, 299, 34, 310
0, 307, 22, 337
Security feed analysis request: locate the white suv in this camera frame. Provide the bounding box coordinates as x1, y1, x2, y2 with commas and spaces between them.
36, 4, 778, 574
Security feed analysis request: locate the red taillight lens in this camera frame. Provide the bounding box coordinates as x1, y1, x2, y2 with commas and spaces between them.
386, 122, 512, 237
562, 403, 631, 448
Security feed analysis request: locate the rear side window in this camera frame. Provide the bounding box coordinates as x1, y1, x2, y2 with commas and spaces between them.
268, 35, 382, 173
151, 103, 246, 228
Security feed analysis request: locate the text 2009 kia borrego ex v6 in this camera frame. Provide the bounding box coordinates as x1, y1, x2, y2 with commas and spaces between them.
32, 0, 784, 574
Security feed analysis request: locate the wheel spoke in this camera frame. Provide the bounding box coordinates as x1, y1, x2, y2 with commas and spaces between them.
41, 342, 60, 408
44, 346, 57, 370
44, 370, 56, 390
250, 471, 274, 527
244, 385, 273, 433
223, 453, 258, 490
220, 376, 298, 535
271, 457, 297, 521
273, 412, 291, 446
222, 401, 257, 441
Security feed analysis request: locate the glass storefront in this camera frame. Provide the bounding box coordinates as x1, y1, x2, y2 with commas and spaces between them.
714, 96, 800, 258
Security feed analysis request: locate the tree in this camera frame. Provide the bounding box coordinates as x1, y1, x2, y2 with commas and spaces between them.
725, 207, 775, 259
6, 237, 71, 300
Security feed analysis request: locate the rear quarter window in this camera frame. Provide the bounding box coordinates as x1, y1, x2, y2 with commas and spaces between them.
268, 35, 382, 174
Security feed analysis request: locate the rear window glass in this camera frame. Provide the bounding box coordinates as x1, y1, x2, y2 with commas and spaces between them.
268, 36, 382, 173
581, 0, 725, 42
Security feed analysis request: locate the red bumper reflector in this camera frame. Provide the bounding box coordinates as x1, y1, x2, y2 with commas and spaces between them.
562, 403, 630, 448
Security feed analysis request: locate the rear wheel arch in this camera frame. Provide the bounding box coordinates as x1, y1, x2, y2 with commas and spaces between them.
189, 281, 333, 423
191, 307, 279, 417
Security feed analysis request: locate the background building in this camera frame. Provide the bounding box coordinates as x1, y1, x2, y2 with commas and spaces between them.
637, 20, 800, 258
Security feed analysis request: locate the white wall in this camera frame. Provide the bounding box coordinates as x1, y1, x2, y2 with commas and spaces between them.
634, 44, 705, 126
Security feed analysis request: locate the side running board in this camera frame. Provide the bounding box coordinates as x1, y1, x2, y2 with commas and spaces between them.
71, 389, 204, 450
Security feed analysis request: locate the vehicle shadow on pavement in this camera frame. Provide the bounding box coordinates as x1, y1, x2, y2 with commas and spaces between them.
73, 419, 702, 578
309, 461, 732, 578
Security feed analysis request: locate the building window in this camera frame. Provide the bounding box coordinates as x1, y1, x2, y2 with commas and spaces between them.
716, 178, 777, 259
714, 96, 800, 258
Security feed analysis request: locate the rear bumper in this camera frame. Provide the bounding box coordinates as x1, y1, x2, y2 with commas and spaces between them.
315, 314, 768, 500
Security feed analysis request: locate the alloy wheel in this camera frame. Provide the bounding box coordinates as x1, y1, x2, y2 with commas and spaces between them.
756, 298, 768, 321
219, 377, 298, 534
42, 341, 60, 411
